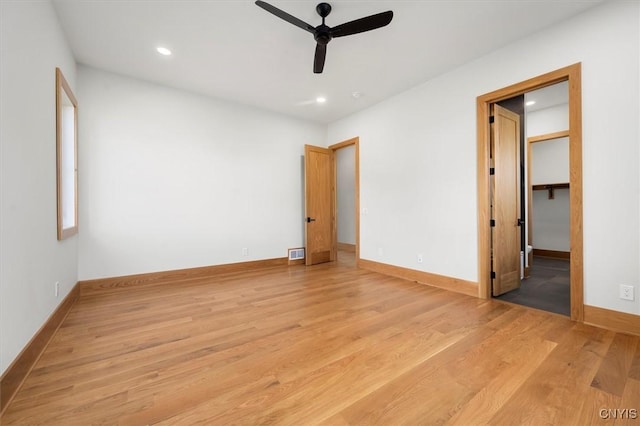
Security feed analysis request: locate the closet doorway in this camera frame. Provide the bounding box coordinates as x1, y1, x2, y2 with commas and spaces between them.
476, 63, 583, 321
495, 83, 571, 316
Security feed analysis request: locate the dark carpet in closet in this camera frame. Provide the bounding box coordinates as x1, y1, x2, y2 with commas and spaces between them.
496, 256, 570, 316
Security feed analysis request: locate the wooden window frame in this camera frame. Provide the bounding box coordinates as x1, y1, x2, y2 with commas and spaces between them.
56, 68, 78, 240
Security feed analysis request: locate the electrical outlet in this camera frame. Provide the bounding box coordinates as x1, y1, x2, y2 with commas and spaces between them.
619, 285, 634, 301
377, 247, 384, 257
417, 254, 423, 263
55, 281, 59, 298
242, 248, 248, 256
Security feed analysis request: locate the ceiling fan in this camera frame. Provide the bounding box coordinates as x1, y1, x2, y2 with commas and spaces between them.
255, 1, 393, 74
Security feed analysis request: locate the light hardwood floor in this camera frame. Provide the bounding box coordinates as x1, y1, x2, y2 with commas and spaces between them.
2, 253, 639, 425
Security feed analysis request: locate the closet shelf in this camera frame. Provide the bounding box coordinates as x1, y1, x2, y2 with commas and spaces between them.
531, 183, 569, 200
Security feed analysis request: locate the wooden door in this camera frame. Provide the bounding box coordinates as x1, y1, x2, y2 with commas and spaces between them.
304, 145, 335, 265
491, 105, 522, 296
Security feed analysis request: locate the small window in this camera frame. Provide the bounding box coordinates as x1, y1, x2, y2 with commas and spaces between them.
56, 68, 78, 240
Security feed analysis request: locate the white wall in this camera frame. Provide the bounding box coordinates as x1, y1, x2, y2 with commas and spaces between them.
530, 137, 570, 252
532, 190, 570, 252
530, 137, 569, 185
527, 102, 570, 254
328, 1, 640, 314
526, 104, 569, 136
77, 67, 326, 279
0, 1, 78, 375
336, 145, 356, 245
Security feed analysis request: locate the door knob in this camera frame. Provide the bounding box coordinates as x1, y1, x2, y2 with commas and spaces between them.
306, 217, 316, 223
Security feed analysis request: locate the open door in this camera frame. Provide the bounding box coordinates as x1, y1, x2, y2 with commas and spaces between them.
477, 64, 583, 320
304, 144, 335, 265
491, 104, 522, 296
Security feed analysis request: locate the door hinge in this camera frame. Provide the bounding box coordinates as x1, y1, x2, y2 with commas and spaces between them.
490, 167, 495, 175
491, 271, 496, 279
489, 116, 495, 124
490, 219, 495, 227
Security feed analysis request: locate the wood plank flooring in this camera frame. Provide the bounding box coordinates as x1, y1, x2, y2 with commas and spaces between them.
2, 253, 639, 425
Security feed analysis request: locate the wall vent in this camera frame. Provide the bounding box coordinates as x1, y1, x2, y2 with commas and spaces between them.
288, 248, 305, 260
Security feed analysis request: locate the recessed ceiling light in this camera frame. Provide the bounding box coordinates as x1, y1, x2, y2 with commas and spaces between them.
316, 97, 327, 104
525, 100, 536, 106
156, 46, 172, 56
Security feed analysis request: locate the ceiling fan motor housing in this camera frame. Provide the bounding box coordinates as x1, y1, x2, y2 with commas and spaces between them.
314, 25, 332, 45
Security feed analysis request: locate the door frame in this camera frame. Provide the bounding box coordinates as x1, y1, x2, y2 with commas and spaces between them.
329, 137, 360, 263
476, 63, 583, 321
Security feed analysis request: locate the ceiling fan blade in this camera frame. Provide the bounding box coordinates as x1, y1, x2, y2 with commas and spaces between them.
314, 43, 327, 74
330, 11, 393, 38
255, 1, 315, 34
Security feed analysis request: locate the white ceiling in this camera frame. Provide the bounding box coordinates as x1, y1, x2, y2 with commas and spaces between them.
52, 0, 603, 124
